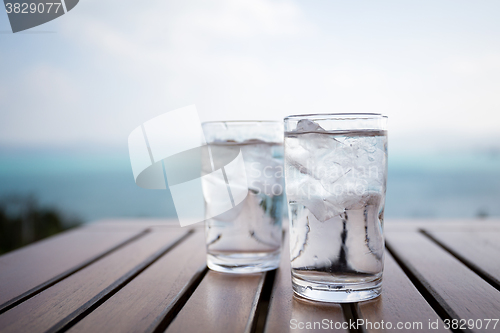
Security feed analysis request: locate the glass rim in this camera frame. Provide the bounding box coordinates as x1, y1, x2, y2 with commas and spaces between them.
284, 113, 387, 121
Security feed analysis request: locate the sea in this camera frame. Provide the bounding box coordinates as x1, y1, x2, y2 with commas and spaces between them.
1, 146, 499, 224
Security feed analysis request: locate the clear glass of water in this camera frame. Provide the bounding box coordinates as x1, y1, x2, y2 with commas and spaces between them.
202, 121, 284, 274
284, 114, 388, 302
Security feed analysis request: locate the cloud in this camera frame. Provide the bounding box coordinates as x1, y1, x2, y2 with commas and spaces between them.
171, 0, 305, 38
63, 0, 311, 68
1, 0, 500, 152
449, 54, 500, 75
0, 64, 82, 145
54, 0, 316, 128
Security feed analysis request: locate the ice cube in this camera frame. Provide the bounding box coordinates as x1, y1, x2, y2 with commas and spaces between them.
285, 132, 342, 183
286, 169, 343, 222
318, 135, 386, 196
298, 133, 341, 162
296, 119, 325, 132
285, 138, 313, 176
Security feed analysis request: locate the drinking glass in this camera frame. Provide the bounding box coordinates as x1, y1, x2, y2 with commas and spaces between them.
202, 121, 284, 274
284, 114, 388, 302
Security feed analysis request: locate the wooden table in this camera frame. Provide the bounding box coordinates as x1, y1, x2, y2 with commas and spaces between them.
0, 219, 499, 333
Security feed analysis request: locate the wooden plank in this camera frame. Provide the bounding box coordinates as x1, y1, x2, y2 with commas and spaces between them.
0, 229, 190, 333
67, 230, 207, 333
165, 270, 265, 333
265, 234, 347, 333
386, 231, 500, 332
0, 227, 147, 312
357, 252, 448, 332
90, 218, 179, 225
384, 220, 500, 233
421, 220, 500, 232
86, 218, 205, 230
423, 230, 500, 288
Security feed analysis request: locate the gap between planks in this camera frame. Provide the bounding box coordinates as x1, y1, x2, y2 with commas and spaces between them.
245, 269, 277, 333
145, 265, 209, 333
420, 229, 500, 293
385, 241, 469, 333
46, 229, 196, 333
0, 229, 151, 315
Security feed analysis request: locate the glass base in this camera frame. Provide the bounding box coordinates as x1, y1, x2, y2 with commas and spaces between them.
207, 250, 280, 274
292, 275, 382, 303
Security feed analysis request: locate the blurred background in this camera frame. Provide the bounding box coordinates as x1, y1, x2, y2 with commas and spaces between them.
1, 0, 500, 253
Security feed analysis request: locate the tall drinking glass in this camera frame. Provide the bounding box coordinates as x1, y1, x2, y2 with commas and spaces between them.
202, 121, 284, 274
284, 114, 387, 302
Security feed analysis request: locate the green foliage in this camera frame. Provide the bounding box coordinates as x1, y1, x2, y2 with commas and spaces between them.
0, 195, 81, 255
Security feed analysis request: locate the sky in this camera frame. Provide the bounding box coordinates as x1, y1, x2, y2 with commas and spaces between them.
1, 0, 500, 154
